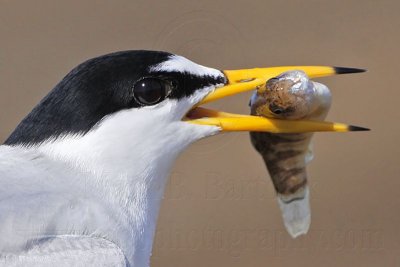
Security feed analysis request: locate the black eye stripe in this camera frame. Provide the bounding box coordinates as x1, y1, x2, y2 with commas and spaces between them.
128, 73, 226, 109
146, 72, 226, 99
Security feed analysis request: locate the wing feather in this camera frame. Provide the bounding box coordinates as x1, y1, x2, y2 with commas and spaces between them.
0, 236, 127, 267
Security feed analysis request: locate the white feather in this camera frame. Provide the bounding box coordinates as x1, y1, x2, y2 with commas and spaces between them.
149, 55, 223, 78
1, 236, 127, 267
0, 86, 220, 267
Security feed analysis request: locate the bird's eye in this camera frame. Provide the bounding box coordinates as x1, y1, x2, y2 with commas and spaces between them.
269, 103, 284, 115
133, 78, 173, 106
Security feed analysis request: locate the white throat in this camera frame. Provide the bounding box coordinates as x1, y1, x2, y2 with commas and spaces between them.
29, 95, 218, 267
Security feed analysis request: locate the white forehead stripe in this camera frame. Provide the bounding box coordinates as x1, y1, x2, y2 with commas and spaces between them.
149, 55, 223, 78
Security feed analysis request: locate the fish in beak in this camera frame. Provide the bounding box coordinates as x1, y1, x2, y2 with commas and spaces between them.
249, 70, 333, 238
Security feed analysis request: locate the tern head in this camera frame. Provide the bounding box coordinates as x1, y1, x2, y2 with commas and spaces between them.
5, 50, 367, 158
5, 51, 222, 149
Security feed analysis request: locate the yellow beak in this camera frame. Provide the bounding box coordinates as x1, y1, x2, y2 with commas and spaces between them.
186, 66, 368, 133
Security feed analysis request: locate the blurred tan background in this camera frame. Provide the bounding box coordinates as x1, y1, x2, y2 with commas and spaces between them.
0, 0, 399, 266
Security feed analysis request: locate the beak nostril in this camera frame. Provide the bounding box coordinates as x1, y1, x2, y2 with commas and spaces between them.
238, 78, 256, 83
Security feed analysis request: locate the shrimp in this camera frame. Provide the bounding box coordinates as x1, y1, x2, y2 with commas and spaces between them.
249, 70, 331, 238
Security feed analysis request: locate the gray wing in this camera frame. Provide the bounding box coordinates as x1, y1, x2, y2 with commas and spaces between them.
0, 236, 127, 267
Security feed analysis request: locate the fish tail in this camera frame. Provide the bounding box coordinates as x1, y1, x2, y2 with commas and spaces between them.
277, 185, 311, 238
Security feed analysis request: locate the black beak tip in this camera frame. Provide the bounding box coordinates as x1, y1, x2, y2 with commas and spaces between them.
334, 67, 367, 74
348, 125, 370, 131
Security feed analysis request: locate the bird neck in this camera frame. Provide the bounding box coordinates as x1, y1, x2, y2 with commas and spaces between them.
30, 110, 194, 267
118, 158, 174, 267
36, 134, 179, 267
15, 102, 216, 266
